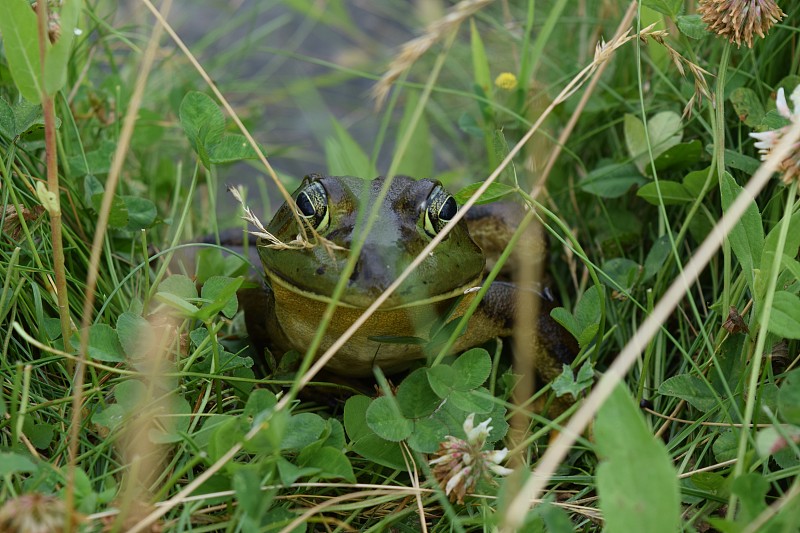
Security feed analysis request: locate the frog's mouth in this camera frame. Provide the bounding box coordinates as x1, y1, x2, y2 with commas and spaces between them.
264, 268, 483, 310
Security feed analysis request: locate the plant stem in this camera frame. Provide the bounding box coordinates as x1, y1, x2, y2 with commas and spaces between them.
714, 42, 732, 315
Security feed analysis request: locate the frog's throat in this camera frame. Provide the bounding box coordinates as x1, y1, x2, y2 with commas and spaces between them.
263, 270, 483, 310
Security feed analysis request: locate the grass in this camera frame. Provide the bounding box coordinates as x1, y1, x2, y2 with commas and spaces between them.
1, 0, 800, 531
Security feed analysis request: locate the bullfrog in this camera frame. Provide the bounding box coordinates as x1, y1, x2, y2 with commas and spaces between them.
242, 174, 577, 382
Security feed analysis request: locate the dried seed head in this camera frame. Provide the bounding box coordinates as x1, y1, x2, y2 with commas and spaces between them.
0, 493, 75, 533
698, 0, 785, 48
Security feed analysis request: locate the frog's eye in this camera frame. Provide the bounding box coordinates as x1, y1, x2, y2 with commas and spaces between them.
423, 185, 458, 237
296, 181, 330, 232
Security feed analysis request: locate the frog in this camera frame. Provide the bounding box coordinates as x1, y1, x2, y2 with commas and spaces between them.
241, 173, 577, 383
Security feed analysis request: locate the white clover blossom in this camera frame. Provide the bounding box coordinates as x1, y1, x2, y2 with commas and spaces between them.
749, 86, 800, 185
429, 413, 513, 504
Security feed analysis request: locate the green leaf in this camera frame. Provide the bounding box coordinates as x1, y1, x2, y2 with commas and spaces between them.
636, 181, 693, 205
148, 394, 192, 444
80, 324, 126, 362
595, 384, 681, 533
325, 119, 375, 177
625, 111, 683, 173
730, 87, 766, 127
394, 92, 433, 177
281, 413, 326, 451
179, 91, 225, 169
116, 311, 151, 358
731, 474, 769, 525
406, 416, 450, 453
448, 388, 494, 414
0, 98, 16, 139
552, 362, 594, 399
642, 0, 682, 17
778, 369, 800, 424
365, 396, 413, 442
574, 285, 603, 347
713, 430, 739, 462
580, 162, 647, 198
91, 193, 129, 228
396, 368, 441, 418
759, 210, 800, 301
642, 235, 671, 282
658, 374, 717, 412
43, 0, 81, 95
198, 276, 243, 320
451, 348, 491, 390
676, 14, 707, 39
0, 0, 42, 103
91, 404, 126, 431
720, 173, 764, 297
158, 275, 198, 301
0, 452, 38, 476
454, 182, 516, 205
208, 133, 261, 164
122, 196, 157, 231
649, 140, 703, 173
682, 167, 713, 197
601, 258, 641, 292
233, 465, 270, 520
343, 395, 404, 469
299, 446, 356, 482
470, 19, 492, 98
770, 292, 800, 341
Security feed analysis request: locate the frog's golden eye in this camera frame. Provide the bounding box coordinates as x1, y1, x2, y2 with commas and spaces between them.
296, 181, 330, 232
423, 185, 458, 237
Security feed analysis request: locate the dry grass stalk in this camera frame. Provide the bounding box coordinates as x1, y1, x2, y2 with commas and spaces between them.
372, 0, 494, 107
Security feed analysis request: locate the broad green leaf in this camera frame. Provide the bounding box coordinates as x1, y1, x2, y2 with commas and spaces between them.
234, 465, 270, 520
451, 348, 491, 390
448, 388, 494, 414
551, 307, 580, 341
769, 292, 800, 341
580, 162, 647, 198
365, 396, 412, 442
677, 14, 707, 39
552, 362, 594, 399
0, 98, 16, 139
601, 258, 640, 292
116, 311, 151, 358
208, 133, 261, 164
778, 369, 800, 424
636, 181, 693, 205
0, 452, 38, 476
658, 374, 717, 412
731, 474, 769, 525
91, 404, 126, 431
281, 412, 326, 451
730, 87, 766, 127
148, 394, 192, 444
406, 416, 450, 453
325, 119, 374, 177
78, 324, 125, 362
682, 167, 713, 197
158, 275, 198, 301
179, 91, 225, 169
122, 196, 157, 231
0, 0, 42, 103
44, 0, 81, 95
396, 368, 441, 418
595, 384, 680, 533
454, 182, 517, 205
208, 417, 247, 462
649, 140, 702, 173
759, 210, 800, 301
298, 446, 356, 482
626, 111, 683, 173
642, 0, 682, 17
713, 429, 739, 462
643, 235, 671, 282
720, 172, 763, 295
343, 395, 404, 469
394, 91, 433, 177
198, 276, 243, 320
154, 292, 199, 317
91, 193, 129, 228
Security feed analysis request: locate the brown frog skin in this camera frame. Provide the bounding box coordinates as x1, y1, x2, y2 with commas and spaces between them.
242, 174, 577, 382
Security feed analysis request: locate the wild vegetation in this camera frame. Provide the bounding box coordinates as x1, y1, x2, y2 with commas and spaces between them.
1, 0, 799, 531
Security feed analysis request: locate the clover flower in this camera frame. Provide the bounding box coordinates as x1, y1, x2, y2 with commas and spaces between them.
0, 493, 73, 533
698, 0, 785, 48
749, 86, 800, 185
429, 413, 513, 504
